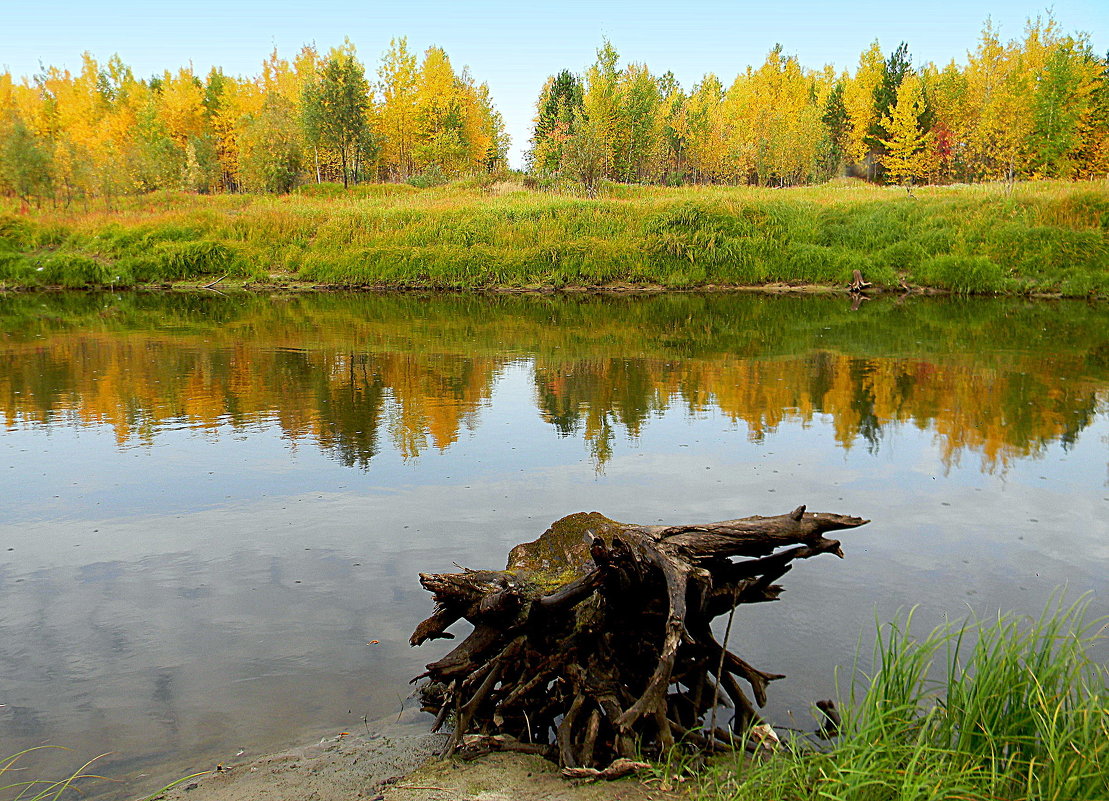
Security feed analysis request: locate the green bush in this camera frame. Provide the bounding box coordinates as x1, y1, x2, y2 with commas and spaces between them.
0, 250, 33, 283
874, 240, 928, 273
0, 215, 33, 250
347, 183, 419, 199
781, 243, 855, 284
915, 226, 955, 255
986, 224, 1107, 279
700, 595, 1108, 801
34, 254, 118, 288
1, 181, 1105, 293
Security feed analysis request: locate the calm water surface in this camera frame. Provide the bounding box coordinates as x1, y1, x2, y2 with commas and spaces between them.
1, 292, 1106, 796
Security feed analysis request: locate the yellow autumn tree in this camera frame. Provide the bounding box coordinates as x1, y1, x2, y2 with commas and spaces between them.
920, 60, 966, 182
412, 46, 468, 173
843, 41, 885, 170
880, 74, 932, 185
378, 38, 419, 180
611, 62, 665, 182
204, 70, 262, 190
683, 74, 727, 182
155, 67, 214, 190
723, 46, 825, 186
40, 57, 106, 203
577, 40, 621, 180
962, 21, 1037, 180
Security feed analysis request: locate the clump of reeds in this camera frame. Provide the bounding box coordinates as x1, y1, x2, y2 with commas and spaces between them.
696, 593, 1108, 801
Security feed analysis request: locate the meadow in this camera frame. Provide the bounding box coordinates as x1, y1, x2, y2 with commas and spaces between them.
0, 177, 1107, 296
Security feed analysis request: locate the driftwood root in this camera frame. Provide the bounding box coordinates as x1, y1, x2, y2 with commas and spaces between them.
410, 506, 867, 767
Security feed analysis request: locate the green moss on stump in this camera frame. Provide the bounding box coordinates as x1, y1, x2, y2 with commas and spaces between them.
506, 511, 628, 592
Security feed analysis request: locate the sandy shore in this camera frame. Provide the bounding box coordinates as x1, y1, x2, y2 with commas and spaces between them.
150, 720, 677, 801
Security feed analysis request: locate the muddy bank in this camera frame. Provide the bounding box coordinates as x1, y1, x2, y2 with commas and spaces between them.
150, 729, 673, 801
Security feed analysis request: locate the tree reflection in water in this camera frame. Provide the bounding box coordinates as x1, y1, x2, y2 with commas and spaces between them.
0, 291, 1105, 473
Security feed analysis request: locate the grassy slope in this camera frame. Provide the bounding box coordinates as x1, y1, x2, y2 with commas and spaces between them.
1, 177, 1107, 296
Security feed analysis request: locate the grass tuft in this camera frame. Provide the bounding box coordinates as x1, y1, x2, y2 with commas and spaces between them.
697, 593, 1108, 801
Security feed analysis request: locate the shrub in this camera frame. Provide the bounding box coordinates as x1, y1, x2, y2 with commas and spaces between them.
151, 240, 238, 279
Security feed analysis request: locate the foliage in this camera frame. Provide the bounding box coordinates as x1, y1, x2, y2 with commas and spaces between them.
238, 96, 302, 193
880, 75, 932, 185
0, 40, 508, 201
527, 69, 584, 174
863, 41, 913, 182
1, 18, 1105, 197
405, 164, 449, 188
525, 17, 1109, 187
302, 43, 375, 188
0, 113, 53, 203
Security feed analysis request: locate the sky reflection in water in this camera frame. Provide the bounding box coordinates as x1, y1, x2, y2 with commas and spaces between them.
0, 292, 1106, 797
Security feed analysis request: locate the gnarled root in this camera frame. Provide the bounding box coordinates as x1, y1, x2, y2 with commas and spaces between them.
411, 506, 867, 766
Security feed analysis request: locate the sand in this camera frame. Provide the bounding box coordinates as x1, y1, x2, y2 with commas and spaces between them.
150, 727, 680, 801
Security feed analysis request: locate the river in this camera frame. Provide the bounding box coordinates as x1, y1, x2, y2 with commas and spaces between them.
1, 291, 1106, 797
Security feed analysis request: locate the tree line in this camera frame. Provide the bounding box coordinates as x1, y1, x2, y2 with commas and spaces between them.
0, 38, 509, 203
1, 17, 1107, 204
529, 18, 1109, 188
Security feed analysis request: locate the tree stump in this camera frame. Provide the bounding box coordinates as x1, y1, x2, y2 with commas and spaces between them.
848, 269, 872, 293
410, 506, 868, 767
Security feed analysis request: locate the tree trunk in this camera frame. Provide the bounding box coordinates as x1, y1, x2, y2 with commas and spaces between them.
410, 505, 867, 767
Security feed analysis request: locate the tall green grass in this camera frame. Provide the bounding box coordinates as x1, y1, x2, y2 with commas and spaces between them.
698, 595, 1108, 801
1, 179, 1106, 295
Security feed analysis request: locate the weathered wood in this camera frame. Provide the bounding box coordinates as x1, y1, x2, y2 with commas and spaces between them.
411, 506, 867, 767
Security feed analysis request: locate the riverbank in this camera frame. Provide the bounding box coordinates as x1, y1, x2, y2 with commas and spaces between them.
140, 595, 1107, 801
4, 592, 1104, 801
1, 178, 1106, 297
154, 597, 1106, 801
149, 734, 673, 801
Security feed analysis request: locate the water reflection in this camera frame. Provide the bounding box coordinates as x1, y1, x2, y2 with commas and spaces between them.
0, 291, 1106, 798
1, 292, 1105, 471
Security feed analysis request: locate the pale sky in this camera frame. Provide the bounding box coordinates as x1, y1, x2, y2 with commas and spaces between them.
3, 1, 1106, 168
